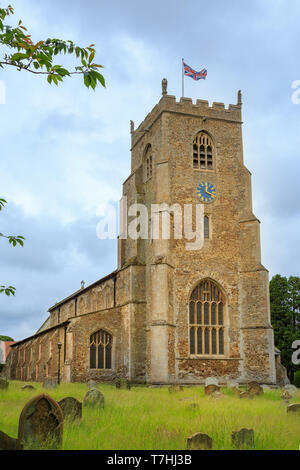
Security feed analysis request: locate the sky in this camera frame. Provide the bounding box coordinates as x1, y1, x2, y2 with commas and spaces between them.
0, 0, 299, 341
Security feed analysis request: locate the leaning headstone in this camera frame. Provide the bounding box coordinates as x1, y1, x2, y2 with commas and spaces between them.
58, 397, 82, 421
42, 378, 57, 390
0, 430, 23, 450
21, 384, 36, 391
0, 377, 8, 390
232, 428, 254, 448
187, 432, 212, 450
205, 377, 219, 387
83, 388, 104, 408
248, 382, 264, 396
18, 394, 63, 449
205, 384, 220, 396
287, 404, 300, 415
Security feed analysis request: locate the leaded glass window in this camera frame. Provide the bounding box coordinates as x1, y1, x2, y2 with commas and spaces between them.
189, 280, 225, 356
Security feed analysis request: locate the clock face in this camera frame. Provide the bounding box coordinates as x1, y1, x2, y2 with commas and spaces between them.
196, 182, 216, 203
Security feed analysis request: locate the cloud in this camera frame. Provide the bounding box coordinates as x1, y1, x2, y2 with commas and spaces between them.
0, 0, 299, 340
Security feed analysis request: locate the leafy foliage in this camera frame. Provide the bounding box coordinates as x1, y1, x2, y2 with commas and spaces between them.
0, 198, 25, 296
270, 274, 300, 381
0, 335, 14, 341
0, 4, 105, 89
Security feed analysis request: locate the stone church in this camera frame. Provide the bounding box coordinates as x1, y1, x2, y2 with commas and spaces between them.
5, 82, 280, 385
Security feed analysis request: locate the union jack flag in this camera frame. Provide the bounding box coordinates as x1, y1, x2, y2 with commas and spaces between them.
183, 62, 207, 81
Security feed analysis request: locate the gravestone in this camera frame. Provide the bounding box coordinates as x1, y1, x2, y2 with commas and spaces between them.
204, 384, 220, 396
83, 388, 104, 408
115, 378, 131, 390
0, 430, 23, 450
283, 385, 298, 398
187, 432, 212, 450
18, 394, 63, 449
0, 377, 8, 390
248, 381, 264, 396
287, 404, 300, 415
232, 428, 254, 448
21, 384, 36, 391
58, 397, 82, 421
42, 378, 57, 390
205, 377, 219, 387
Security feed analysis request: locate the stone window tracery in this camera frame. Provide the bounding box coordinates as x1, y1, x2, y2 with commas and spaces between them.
189, 280, 225, 356
90, 330, 112, 369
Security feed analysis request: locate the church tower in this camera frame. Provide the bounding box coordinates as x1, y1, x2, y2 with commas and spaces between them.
119, 81, 276, 384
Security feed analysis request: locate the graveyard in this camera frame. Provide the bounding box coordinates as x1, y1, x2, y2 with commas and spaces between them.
0, 379, 300, 450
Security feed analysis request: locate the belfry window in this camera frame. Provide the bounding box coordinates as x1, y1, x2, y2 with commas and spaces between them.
189, 280, 225, 356
193, 132, 214, 170
90, 330, 112, 369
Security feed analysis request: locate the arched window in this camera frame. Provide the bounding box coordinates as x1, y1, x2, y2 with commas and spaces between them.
90, 330, 112, 369
145, 145, 153, 180
189, 280, 225, 356
193, 132, 214, 170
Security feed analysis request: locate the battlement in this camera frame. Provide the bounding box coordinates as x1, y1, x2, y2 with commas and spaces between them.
131, 90, 242, 148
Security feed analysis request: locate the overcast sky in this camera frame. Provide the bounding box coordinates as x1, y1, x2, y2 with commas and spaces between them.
0, 0, 299, 341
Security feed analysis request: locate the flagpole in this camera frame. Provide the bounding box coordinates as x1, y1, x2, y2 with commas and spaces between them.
182, 58, 184, 97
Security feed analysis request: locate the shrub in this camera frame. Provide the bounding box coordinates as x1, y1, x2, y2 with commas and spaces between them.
293, 371, 300, 388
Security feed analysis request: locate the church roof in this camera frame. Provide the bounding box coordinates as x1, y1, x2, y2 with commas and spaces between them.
48, 270, 117, 312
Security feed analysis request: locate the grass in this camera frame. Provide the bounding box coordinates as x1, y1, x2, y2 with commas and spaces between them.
0, 381, 300, 450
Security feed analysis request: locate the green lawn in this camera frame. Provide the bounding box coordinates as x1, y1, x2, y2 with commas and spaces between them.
0, 381, 299, 450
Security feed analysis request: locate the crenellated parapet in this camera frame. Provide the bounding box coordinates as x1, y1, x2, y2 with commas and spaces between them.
131, 90, 242, 149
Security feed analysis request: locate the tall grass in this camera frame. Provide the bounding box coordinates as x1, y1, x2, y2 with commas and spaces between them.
0, 381, 299, 450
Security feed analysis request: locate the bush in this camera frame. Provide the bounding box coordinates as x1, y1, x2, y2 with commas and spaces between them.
293, 371, 300, 388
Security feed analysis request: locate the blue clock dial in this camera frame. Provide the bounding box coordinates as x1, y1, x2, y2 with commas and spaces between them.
196, 182, 216, 203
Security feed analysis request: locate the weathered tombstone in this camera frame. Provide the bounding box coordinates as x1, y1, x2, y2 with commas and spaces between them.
18, 394, 63, 449
205, 384, 220, 396
205, 377, 219, 387
0, 377, 8, 390
248, 381, 264, 396
42, 378, 57, 390
287, 404, 300, 415
58, 397, 82, 421
187, 432, 212, 450
83, 388, 104, 408
21, 384, 36, 391
283, 385, 298, 398
232, 428, 254, 448
0, 430, 23, 450
115, 378, 131, 390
